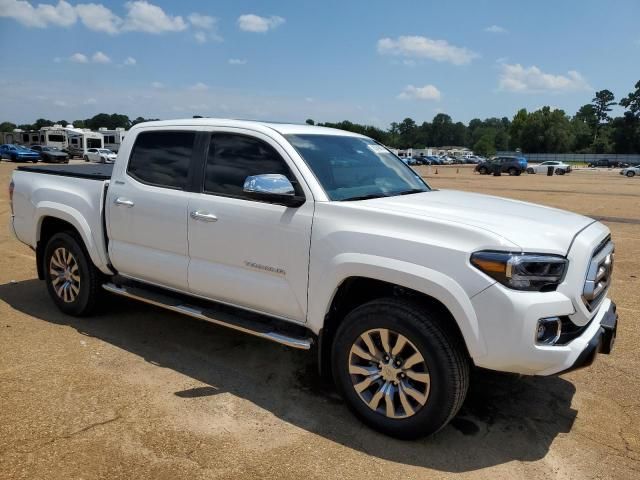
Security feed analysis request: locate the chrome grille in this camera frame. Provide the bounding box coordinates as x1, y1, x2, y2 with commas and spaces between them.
582, 238, 614, 311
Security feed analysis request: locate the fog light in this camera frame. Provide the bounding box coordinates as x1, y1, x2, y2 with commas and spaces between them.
536, 317, 562, 345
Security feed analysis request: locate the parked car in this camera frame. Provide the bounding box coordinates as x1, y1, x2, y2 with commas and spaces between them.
620, 165, 640, 177
10, 118, 617, 439
588, 159, 629, 168
0, 144, 39, 162
84, 148, 117, 164
414, 155, 429, 165
427, 155, 443, 165
526, 161, 572, 175
30, 145, 69, 164
475, 156, 527, 175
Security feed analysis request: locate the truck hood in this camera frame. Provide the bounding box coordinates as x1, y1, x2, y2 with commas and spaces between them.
360, 189, 595, 254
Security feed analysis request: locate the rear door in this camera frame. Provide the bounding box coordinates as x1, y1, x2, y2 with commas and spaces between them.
187, 130, 314, 322
106, 129, 199, 291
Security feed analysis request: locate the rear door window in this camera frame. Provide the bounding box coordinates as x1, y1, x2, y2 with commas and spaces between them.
127, 130, 196, 190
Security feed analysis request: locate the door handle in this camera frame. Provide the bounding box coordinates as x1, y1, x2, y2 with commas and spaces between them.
190, 210, 218, 222
114, 197, 134, 208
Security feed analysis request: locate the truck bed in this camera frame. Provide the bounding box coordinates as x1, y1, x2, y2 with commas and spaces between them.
16, 163, 113, 180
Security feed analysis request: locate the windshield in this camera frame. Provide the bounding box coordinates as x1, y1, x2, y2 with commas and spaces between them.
98, 149, 113, 154
286, 134, 430, 201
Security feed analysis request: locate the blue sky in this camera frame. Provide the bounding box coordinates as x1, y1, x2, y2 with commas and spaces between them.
1, 0, 639, 127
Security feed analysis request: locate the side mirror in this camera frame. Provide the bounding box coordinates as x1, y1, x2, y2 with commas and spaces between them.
243, 174, 305, 207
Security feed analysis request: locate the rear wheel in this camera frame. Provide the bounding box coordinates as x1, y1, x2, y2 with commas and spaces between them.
83, 155, 89, 162
555, 168, 565, 175
627, 171, 636, 177
508, 167, 518, 176
526, 167, 534, 174
44, 232, 102, 316
332, 297, 469, 439
478, 166, 487, 175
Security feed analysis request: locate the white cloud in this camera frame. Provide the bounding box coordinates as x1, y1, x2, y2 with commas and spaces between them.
92, 51, 111, 63
189, 82, 208, 91
499, 63, 592, 93
122, 0, 187, 34
377, 35, 478, 65
397, 84, 442, 101
237, 14, 284, 33
194, 31, 206, 43
228, 58, 247, 65
123, 56, 136, 66
0, 0, 77, 28
75, 3, 121, 34
484, 25, 507, 34
53, 99, 68, 107
69, 52, 88, 63
188, 12, 215, 30
151, 81, 164, 88
84, 98, 97, 104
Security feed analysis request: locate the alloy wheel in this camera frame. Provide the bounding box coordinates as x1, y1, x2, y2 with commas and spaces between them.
49, 247, 81, 303
348, 328, 430, 419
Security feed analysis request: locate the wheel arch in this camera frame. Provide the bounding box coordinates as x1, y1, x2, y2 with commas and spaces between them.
35, 208, 111, 279
314, 263, 484, 376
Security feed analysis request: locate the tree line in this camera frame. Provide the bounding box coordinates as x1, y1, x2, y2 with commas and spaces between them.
2, 80, 639, 155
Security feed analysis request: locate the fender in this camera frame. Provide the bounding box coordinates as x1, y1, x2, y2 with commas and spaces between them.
35, 202, 113, 275
308, 253, 488, 361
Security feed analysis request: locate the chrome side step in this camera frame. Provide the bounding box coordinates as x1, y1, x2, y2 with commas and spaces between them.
102, 282, 313, 350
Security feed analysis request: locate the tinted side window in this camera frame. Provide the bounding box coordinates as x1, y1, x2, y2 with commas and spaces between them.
204, 133, 297, 199
127, 131, 195, 189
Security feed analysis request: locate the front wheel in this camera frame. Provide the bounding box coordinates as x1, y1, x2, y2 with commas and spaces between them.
526, 168, 535, 174
478, 167, 487, 175
555, 168, 565, 175
44, 232, 102, 316
332, 298, 469, 439
508, 167, 518, 176
627, 171, 636, 177
83, 155, 89, 162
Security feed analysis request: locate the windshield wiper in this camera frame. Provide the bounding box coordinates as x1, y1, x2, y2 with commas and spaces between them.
396, 188, 427, 196
341, 193, 390, 201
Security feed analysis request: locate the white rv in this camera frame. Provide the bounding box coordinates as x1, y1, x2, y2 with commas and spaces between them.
40, 125, 69, 150
13, 129, 41, 146
98, 127, 126, 153
65, 128, 104, 158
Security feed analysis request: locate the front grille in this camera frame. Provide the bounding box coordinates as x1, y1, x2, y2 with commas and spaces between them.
582, 237, 614, 312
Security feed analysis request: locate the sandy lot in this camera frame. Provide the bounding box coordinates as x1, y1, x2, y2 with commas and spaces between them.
0, 161, 638, 479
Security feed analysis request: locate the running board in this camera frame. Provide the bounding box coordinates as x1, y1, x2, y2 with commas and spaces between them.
102, 282, 313, 350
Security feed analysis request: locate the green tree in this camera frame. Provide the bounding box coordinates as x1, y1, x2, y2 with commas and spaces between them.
305, 118, 315, 125
473, 134, 496, 157
0, 121, 17, 132
619, 80, 640, 117
33, 118, 54, 130
509, 108, 528, 150
591, 89, 616, 143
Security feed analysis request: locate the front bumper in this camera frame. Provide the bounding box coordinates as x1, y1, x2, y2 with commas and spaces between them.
470, 282, 618, 376
559, 301, 617, 374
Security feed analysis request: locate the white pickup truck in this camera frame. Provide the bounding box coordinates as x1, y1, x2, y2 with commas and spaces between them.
9, 119, 618, 439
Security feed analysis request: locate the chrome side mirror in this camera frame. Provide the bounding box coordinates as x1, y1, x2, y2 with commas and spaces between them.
243, 174, 304, 207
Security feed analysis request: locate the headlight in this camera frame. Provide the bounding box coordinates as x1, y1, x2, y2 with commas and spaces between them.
471, 251, 568, 291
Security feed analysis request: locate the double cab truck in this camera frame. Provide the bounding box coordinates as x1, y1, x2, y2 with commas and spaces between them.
9, 119, 618, 439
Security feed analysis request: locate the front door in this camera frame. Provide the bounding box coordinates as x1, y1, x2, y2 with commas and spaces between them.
107, 129, 197, 291
187, 130, 313, 322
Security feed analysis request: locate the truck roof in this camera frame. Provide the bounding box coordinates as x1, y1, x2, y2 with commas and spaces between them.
129, 118, 367, 138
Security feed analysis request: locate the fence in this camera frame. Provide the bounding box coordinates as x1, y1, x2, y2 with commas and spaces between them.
497, 152, 640, 165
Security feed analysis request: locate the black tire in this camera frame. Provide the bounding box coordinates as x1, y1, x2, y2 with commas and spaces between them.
526, 168, 534, 174
83, 155, 89, 162
11, 154, 17, 162
508, 167, 518, 176
44, 232, 102, 316
555, 168, 565, 175
626, 171, 635, 177
331, 297, 469, 439
478, 166, 487, 175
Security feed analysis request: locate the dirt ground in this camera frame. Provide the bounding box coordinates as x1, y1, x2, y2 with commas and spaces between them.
0, 161, 638, 479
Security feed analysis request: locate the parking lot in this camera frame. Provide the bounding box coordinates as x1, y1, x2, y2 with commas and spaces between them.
0, 161, 638, 479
